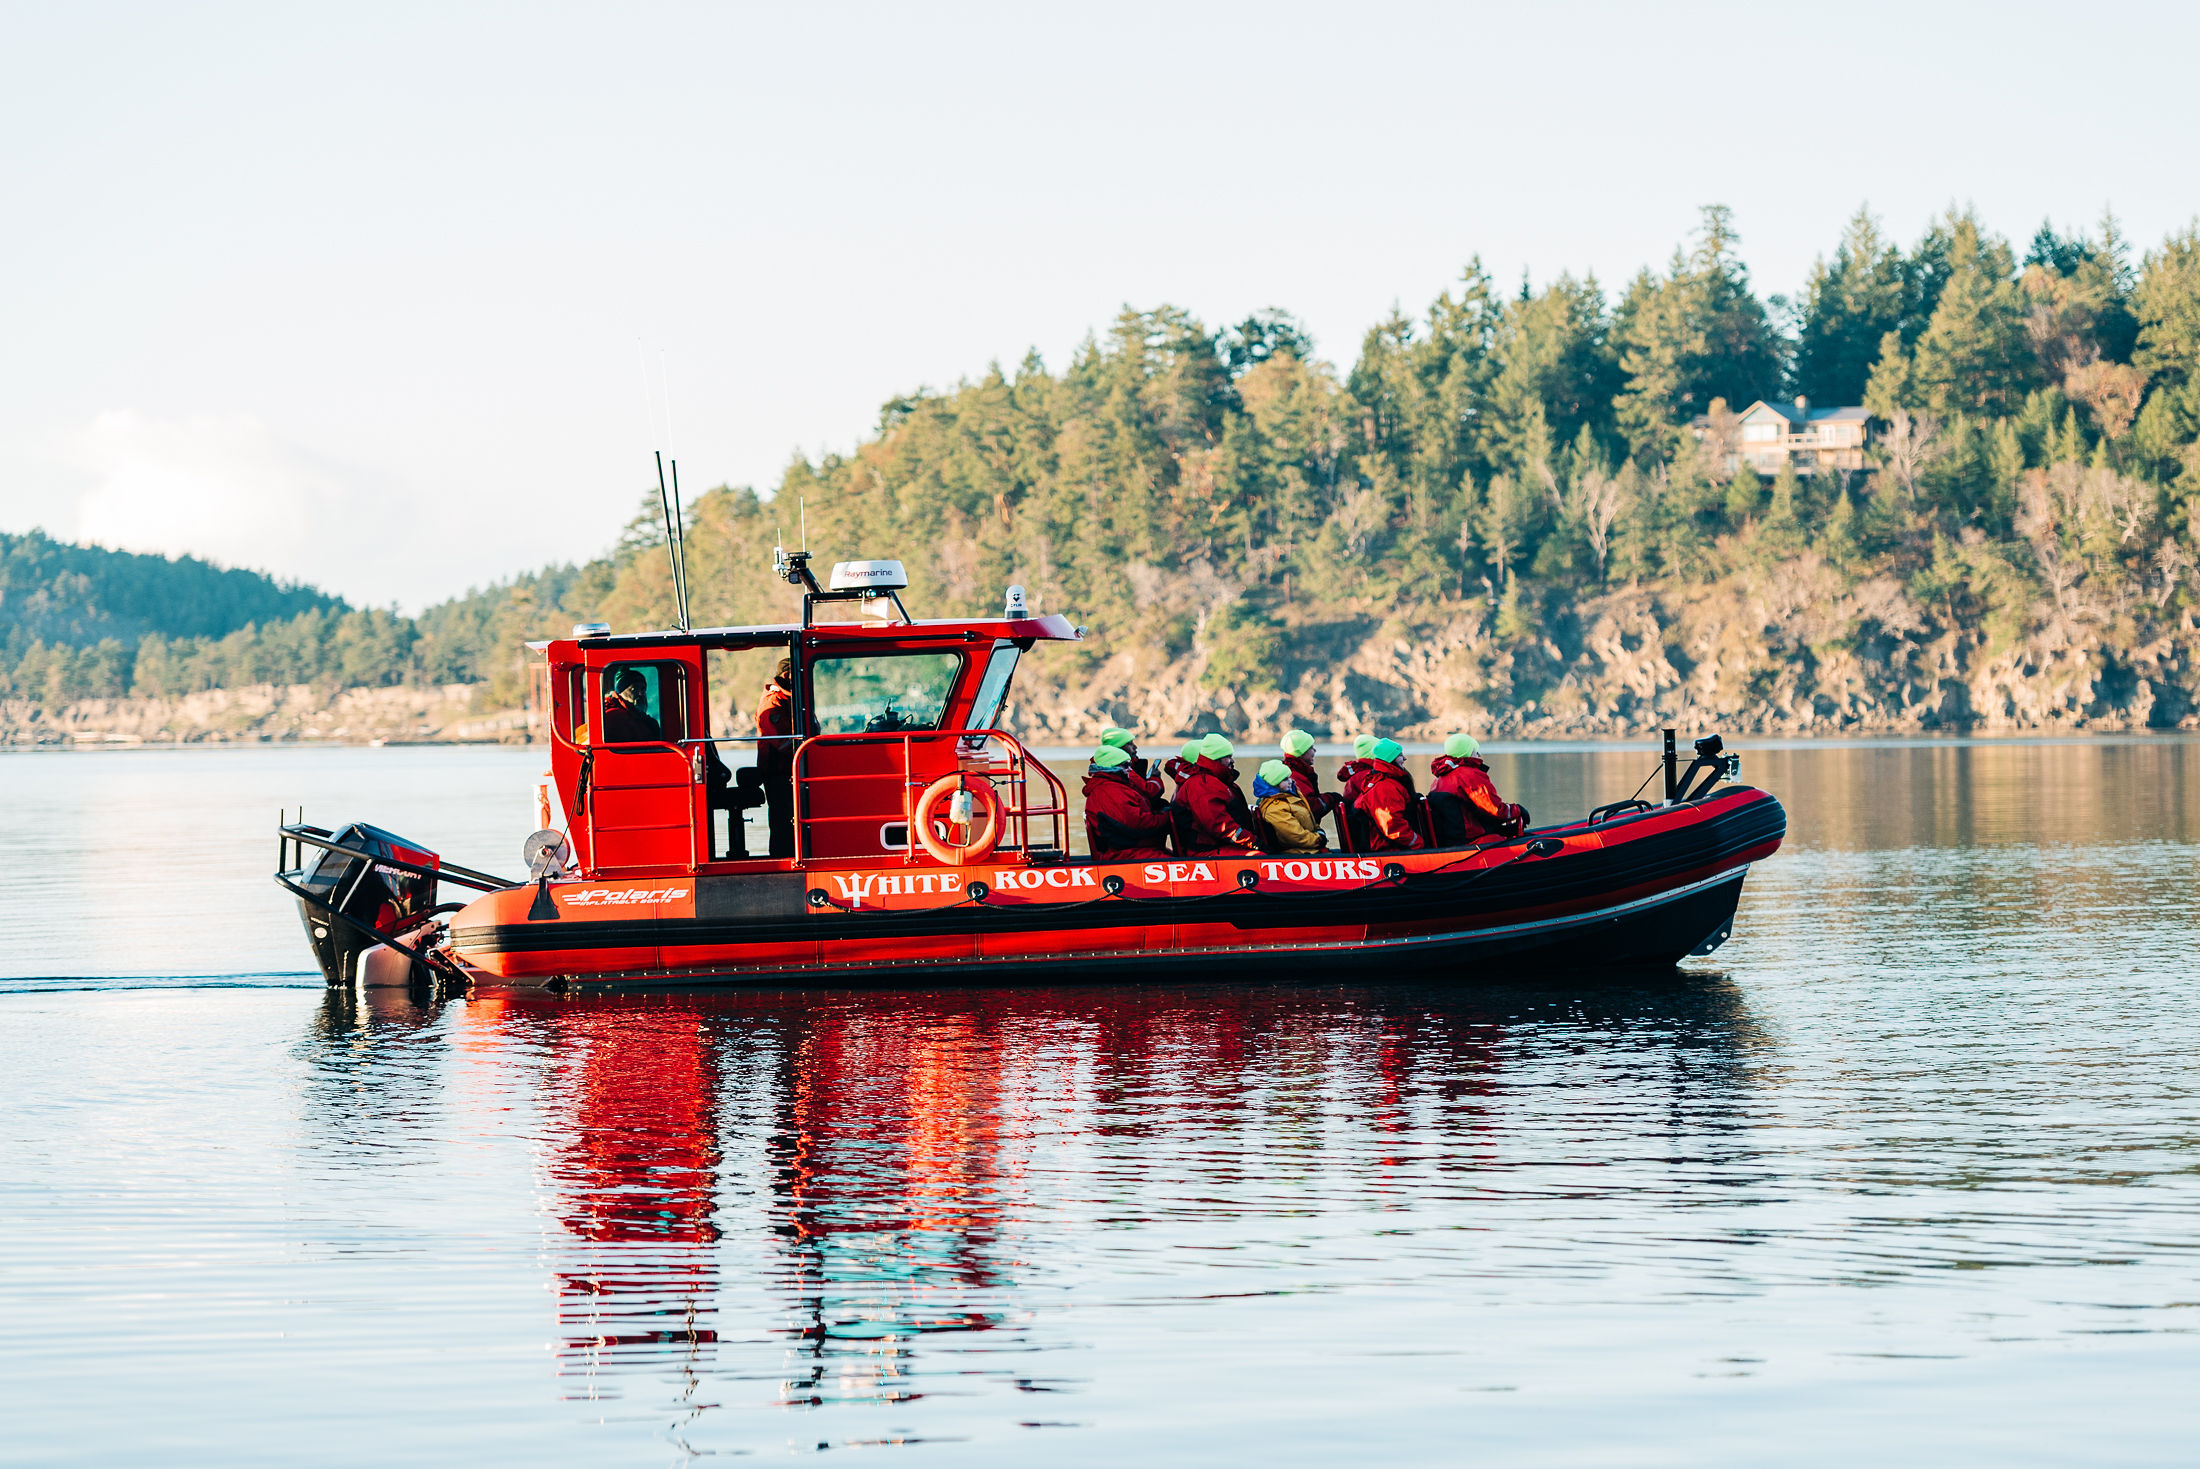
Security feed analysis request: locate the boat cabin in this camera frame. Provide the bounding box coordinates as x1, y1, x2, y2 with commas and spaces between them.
535, 554, 1081, 879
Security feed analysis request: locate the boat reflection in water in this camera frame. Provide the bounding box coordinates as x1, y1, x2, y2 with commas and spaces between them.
300, 975, 1762, 1435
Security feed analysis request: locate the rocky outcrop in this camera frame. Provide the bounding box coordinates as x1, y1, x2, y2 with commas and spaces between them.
1007, 574, 2200, 744
14, 580, 2198, 748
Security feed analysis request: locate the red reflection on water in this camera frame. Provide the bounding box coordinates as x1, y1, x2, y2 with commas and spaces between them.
532, 1004, 725, 1382
449, 986, 1514, 1397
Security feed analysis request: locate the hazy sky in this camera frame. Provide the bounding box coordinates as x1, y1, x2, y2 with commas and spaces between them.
5, 1, 2197, 610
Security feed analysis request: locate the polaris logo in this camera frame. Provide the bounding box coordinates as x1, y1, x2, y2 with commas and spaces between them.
561, 887, 688, 907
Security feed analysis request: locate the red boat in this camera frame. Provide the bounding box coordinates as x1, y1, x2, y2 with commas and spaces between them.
276, 552, 1784, 991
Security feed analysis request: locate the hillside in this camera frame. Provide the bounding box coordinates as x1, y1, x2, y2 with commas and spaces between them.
0, 530, 339, 646
9, 202, 2200, 744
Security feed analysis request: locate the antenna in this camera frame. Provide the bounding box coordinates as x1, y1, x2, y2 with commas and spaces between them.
653, 450, 690, 632
800, 497, 808, 552
669, 456, 691, 630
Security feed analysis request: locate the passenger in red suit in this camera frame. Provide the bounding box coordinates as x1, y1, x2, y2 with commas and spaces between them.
1428, 734, 1530, 844
757, 658, 797, 858
1279, 728, 1343, 816
1083, 746, 1173, 860
1170, 733, 1259, 856
1348, 738, 1425, 851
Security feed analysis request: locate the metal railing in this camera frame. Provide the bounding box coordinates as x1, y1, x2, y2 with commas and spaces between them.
790, 728, 1067, 866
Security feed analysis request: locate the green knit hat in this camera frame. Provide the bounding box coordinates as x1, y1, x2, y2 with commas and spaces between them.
1199, 732, 1235, 761
1180, 741, 1202, 762
1281, 729, 1315, 757
1372, 738, 1403, 763
1099, 727, 1135, 749
1352, 734, 1378, 758
1258, 759, 1292, 787
1091, 746, 1130, 769
1445, 734, 1479, 758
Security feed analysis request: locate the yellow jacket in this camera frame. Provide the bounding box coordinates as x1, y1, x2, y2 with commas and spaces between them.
1257, 792, 1326, 853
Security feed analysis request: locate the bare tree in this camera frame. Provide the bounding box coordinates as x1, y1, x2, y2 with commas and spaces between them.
1697, 398, 1741, 482
1878, 407, 1946, 505
2153, 541, 2192, 608
1566, 466, 1630, 581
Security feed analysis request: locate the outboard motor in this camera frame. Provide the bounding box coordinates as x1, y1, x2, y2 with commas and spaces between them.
286, 823, 441, 986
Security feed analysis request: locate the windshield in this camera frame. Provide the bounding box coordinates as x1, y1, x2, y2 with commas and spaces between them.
809, 653, 963, 735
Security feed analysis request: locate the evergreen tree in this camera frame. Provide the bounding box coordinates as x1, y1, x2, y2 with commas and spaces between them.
1794, 206, 1909, 406
1613, 206, 1784, 457
1906, 211, 2037, 416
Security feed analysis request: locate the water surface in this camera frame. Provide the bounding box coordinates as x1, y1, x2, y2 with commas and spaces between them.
2, 741, 2196, 1464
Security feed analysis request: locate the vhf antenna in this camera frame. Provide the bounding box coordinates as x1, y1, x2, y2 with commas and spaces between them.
653, 450, 691, 632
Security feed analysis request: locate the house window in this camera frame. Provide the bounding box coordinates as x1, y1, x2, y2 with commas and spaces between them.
1742, 423, 1779, 442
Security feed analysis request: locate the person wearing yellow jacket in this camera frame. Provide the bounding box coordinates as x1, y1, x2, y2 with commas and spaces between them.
1253, 759, 1327, 853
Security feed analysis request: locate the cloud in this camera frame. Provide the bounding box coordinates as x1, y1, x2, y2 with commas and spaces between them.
59, 411, 377, 598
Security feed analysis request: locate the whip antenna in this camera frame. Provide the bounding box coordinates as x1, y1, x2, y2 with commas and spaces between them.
653, 450, 690, 633
669, 455, 692, 630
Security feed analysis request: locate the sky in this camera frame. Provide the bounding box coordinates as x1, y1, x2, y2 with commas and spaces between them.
4, 0, 2197, 611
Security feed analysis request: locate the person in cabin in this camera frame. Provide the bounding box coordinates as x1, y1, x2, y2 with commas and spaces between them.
1278, 729, 1343, 814
1083, 746, 1174, 861
1253, 758, 1326, 853
757, 657, 797, 858
1171, 733, 1260, 856
1427, 735, 1530, 844
601, 669, 663, 743
1348, 737, 1425, 851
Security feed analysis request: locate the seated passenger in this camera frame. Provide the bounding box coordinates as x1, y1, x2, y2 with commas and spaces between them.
602, 670, 663, 743
1083, 746, 1173, 861
1171, 733, 1259, 856
1253, 759, 1325, 853
1163, 739, 1202, 792
1279, 728, 1343, 815
1336, 732, 1379, 786
1099, 726, 1152, 779
1428, 735, 1530, 844
1348, 738, 1425, 851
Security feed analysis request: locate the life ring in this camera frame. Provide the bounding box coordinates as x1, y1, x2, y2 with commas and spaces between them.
913, 773, 1001, 866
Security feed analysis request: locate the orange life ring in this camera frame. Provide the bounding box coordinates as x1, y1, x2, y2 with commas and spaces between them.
913, 773, 1001, 866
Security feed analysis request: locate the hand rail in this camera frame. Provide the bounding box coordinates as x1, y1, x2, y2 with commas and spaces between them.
277, 821, 516, 892
789, 728, 1068, 867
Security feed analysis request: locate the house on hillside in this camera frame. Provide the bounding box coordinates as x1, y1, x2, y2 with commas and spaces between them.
1692, 398, 1871, 474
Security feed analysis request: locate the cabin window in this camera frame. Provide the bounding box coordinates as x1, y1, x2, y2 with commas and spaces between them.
1742, 423, 1779, 442
600, 661, 689, 744
809, 652, 963, 735
964, 643, 1020, 731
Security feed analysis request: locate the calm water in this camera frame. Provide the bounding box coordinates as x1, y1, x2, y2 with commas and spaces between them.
3, 741, 2198, 1465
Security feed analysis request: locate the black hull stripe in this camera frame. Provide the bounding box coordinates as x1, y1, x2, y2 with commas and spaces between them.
505, 870, 1751, 988
453, 791, 1783, 958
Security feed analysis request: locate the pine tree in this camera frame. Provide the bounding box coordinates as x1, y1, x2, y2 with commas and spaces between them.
1907, 212, 2037, 416
1794, 206, 1909, 406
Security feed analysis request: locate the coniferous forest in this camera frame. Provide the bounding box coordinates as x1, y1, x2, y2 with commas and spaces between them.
10, 204, 2200, 740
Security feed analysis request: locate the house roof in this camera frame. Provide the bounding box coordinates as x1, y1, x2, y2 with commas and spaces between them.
1738, 399, 1868, 425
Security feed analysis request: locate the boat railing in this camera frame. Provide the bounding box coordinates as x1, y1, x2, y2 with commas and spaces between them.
790, 728, 1068, 867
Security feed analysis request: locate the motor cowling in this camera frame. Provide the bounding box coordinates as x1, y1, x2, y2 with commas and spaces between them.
292, 822, 441, 986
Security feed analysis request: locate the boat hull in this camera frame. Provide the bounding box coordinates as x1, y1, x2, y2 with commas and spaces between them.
448, 786, 1784, 990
